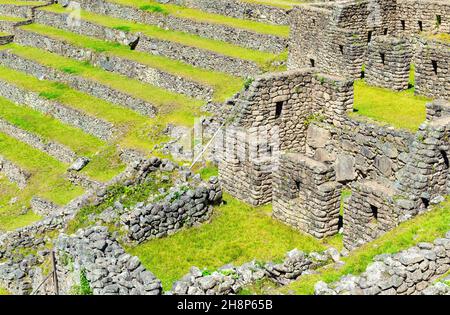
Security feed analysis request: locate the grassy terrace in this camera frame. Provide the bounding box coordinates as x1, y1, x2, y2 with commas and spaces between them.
0, 15, 27, 22
0, 65, 198, 154
0, 1, 46, 6
274, 198, 450, 294
352, 79, 429, 132
20, 23, 245, 103
0, 132, 84, 231
129, 193, 341, 290
108, 0, 290, 38
240, 0, 304, 9
41, 5, 285, 73
0, 96, 123, 182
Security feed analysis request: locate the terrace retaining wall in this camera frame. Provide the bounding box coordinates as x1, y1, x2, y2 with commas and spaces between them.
75, 0, 287, 53
0, 49, 158, 117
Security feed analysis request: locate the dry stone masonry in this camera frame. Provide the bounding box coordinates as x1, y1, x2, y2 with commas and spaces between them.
315, 231, 450, 295
54, 226, 162, 295
170, 248, 339, 295
122, 177, 222, 243
288, 0, 450, 99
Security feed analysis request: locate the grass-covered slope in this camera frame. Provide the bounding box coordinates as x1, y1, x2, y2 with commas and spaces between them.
352, 80, 429, 132
274, 198, 450, 294
128, 193, 341, 290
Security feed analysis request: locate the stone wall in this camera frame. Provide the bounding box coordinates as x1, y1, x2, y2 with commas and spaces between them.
13, 28, 214, 102
272, 153, 341, 239
34, 7, 260, 77
171, 248, 338, 295
0, 117, 77, 164
0, 155, 31, 189
396, 0, 450, 36
366, 36, 412, 91
0, 49, 158, 118
122, 177, 222, 243
415, 38, 450, 100
0, 77, 115, 141
288, 0, 450, 100
54, 226, 162, 295
315, 231, 450, 295
155, 0, 291, 25
218, 69, 353, 206
74, 0, 287, 53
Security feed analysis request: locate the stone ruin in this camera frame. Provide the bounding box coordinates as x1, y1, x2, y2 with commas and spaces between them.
219, 0, 450, 251
289, 0, 450, 99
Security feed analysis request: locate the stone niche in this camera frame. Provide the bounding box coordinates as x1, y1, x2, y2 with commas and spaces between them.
272, 152, 341, 239
365, 36, 412, 91
343, 180, 399, 250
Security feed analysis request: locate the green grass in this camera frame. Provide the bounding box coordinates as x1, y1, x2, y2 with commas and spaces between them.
0, 64, 198, 154
0, 286, 10, 295
425, 33, 450, 44
351, 80, 429, 131
0, 1, 45, 6
277, 198, 450, 294
240, 0, 304, 9
19, 22, 245, 102
0, 132, 87, 231
41, 4, 285, 73
128, 193, 333, 290
0, 15, 26, 22
0, 96, 125, 181
107, 0, 290, 38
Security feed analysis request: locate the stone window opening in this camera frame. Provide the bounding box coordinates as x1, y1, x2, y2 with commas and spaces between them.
312, 18, 316, 25
421, 197, 430, 209
339, 44, 344, 54
436, 15, 442, 26
401, 20, 406, 30
418, 21, 423, 32
294, 180, 301, 192
441, 150, 449, 169
275, 101, 283, 119
370, 204, 378, 221
310, 58, 315, 67
367, 31, 373, 43
432, 60, 438, 75
380, 52, 386, 64
383, 28, 388, 35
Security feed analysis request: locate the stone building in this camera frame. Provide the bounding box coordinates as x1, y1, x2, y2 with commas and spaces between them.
288, 0, 450, 98
218, 0, 450, 250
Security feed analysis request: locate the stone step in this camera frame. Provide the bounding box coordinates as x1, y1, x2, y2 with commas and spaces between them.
0, 75, 116, 141
14, 25, 220, 102
0, 117, 78, 164
0, 154, 31, 189
35, 6, 264, 78
0, 45, 158, 118
154, 0, 295, 25
0, 0, 49, 19
75, 0, 288, 53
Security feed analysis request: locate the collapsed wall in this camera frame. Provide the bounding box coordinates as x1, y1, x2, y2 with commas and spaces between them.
54, 226, 162, 295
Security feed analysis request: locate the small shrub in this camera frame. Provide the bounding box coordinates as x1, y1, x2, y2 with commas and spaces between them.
79, 268, 93, 295
243, 77, 254, 89
139, 5, 168, 15
113, 25, 131, 32
39, 91, 60, 100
